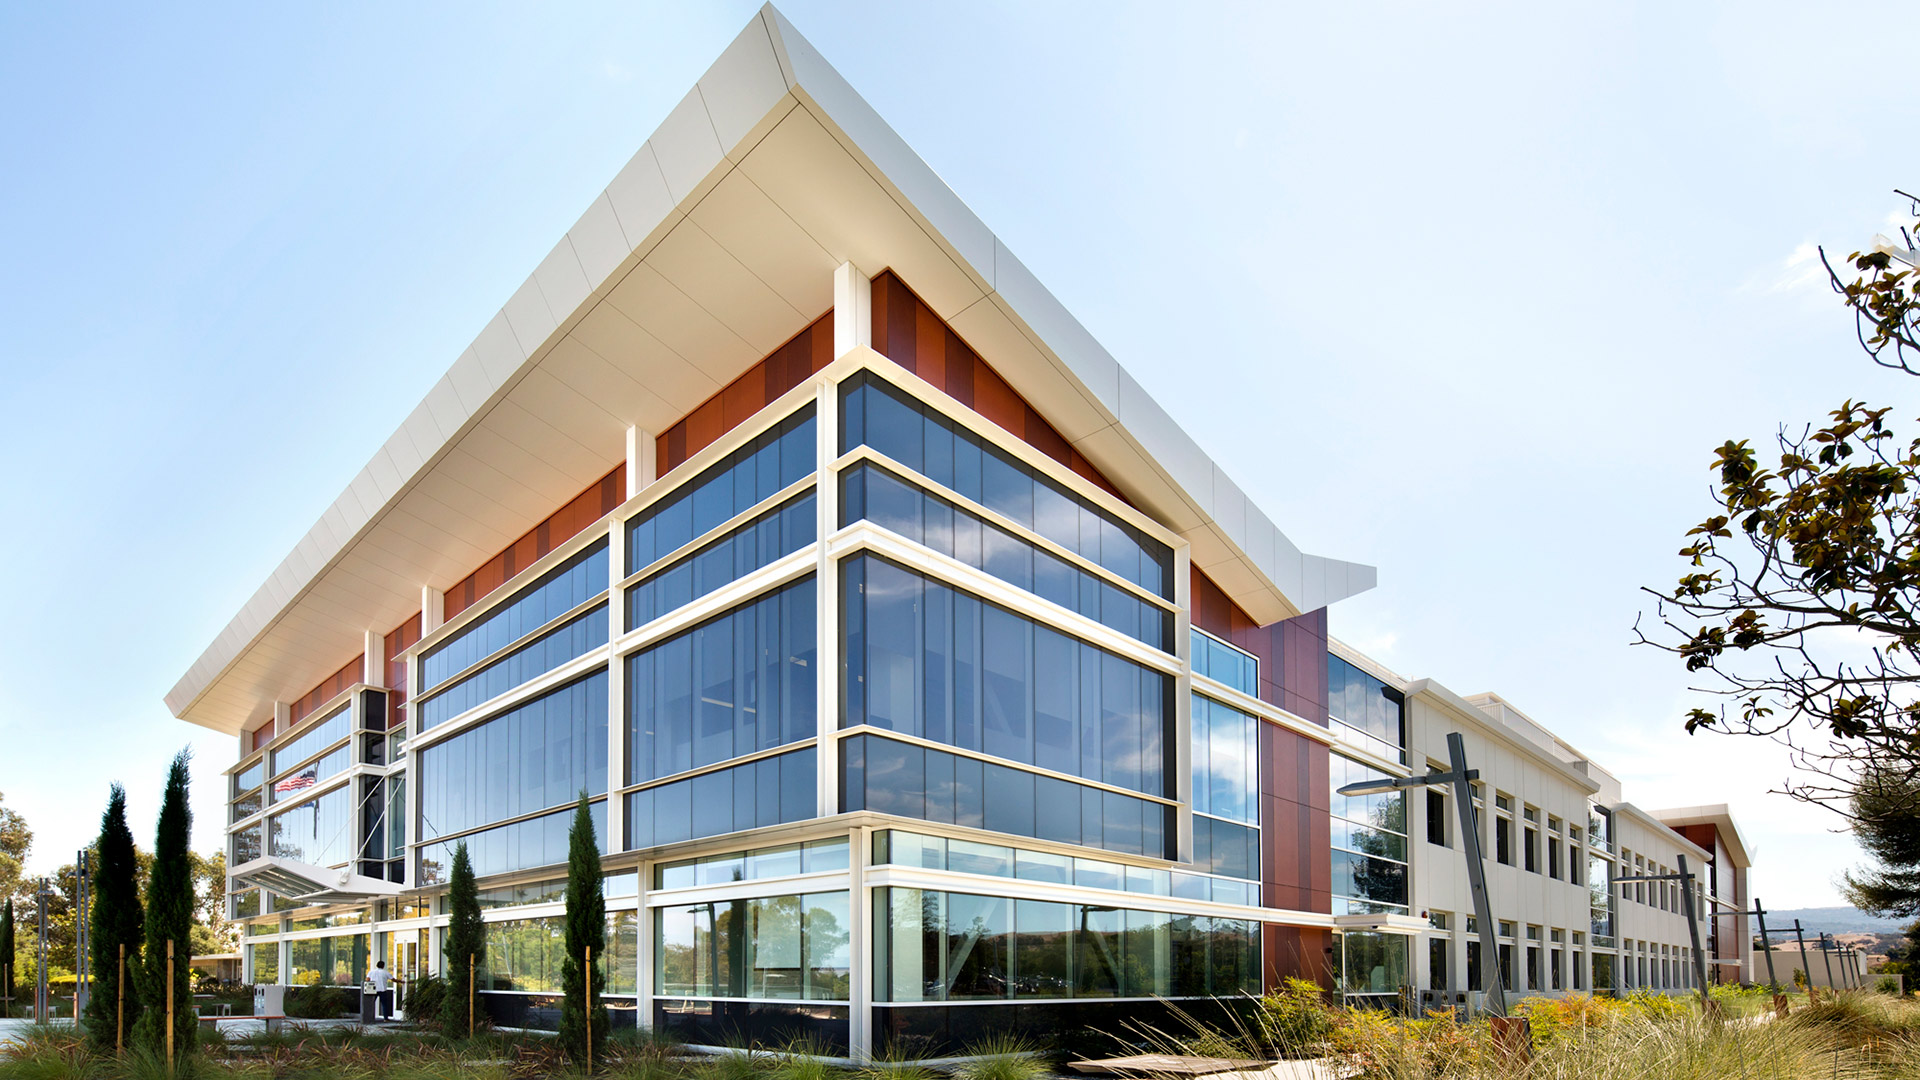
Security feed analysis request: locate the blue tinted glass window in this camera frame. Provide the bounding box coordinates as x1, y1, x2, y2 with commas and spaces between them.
840, 734, 1171, 859
840, 375, 1171, 598
874, 886, 1257, 1002
417, 671, 609, 841
627, 405, 817, 573
625, 746, 817, 849
625, 577, 816, 785
418, 605, 608, 730
271, 705, 351, 777
1191, 695, 1258, 825
1327, 654, 1406, 764
1191, 630, 1258, 696
842, 464, 1169, 651
841, 554, 1170, 799
416, 801, 606, 884
1329, 753, 1409, 913
268, 783, 353, 867
421, 540, 610, 692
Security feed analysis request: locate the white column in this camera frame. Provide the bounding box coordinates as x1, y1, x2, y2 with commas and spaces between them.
421, 586, 445, 634
635, 868, 653, 1032
847, 824, 871, 1062
815, 380, 839, 819
363, 629, 385, 689
833, 262, 871, 357
608, 502, 628, 854
627, 425, 656, 498
273, 700, 292, 737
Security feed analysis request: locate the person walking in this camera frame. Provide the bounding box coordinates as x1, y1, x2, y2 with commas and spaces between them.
370, 961, 394, 1023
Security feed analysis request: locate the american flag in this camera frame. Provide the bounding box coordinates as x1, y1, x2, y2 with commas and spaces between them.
274, 767, 317, 795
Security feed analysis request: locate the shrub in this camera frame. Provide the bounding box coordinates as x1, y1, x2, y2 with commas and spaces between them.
0, 1028, 99, 1080
283, 983, 350, 1018
1254, 976, 1337, 1058
406, 972, 448, 1026
952, 1034, 1048, 1080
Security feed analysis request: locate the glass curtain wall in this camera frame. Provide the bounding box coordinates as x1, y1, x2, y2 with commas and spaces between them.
841, 554, 1171, 798
1191, 695, 1259, 880
1330, 755, 1409, 914
874, 887, 1256, 1001
839, 373, 1172, 599
624, 577, 817, 785
655, 892, 853, 1001
1326, 656, 1406, 764
840, 462, 1170, 650
417, 671, 609, 843
420, 539, 610, 692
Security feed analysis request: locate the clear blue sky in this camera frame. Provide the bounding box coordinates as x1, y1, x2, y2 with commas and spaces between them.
2, 1, 1914, 910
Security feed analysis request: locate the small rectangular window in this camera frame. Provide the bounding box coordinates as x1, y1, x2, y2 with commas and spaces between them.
1426, 789, 1448, 847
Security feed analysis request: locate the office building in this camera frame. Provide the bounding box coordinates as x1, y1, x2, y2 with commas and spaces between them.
167, 5, 1755, 1053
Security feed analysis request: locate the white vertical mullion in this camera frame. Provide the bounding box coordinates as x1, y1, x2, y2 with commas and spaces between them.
816, 378, 840, 819
608, 507, 628, 855
1173, 543, 1194, 868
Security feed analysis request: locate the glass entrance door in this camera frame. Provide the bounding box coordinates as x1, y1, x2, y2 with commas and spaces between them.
389, 930, 426, 1017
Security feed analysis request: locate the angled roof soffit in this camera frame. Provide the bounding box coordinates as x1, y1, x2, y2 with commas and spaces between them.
166, 4, 1372, 735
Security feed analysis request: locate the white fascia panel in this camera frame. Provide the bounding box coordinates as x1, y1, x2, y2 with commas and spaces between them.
363, 450, 403, 503
419, 375, 470, 444
1211, 464, 1248, 544
503, 275, 561, 356
697, 12, 796, 162
532, 238, 593, 327
1115, 369, 1210, 522
469, 315, 528, 390
444, 347, 497, 417
567, 193, 632, 286
648, 88, 727, 206
604, 144, 683, 254
989, 241, 1121, 418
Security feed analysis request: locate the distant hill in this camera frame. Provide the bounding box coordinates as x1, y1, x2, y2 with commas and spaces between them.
1769, 906, 1910, 935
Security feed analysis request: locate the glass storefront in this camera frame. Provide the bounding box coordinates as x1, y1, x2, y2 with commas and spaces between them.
1335, 931, 1410, 1002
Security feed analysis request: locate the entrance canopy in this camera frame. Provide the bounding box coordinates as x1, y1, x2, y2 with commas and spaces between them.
230, 856, 403, 906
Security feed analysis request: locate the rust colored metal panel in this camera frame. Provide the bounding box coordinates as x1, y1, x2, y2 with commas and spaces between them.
864, 270, 1135, 498
654, 310, 833, 473
288, 654, 363, 726
443, 464, 624, 620
1263, 925, 1334, 991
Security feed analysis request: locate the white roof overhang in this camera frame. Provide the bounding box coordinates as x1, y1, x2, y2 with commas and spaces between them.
1650, 804, 1754, 868
166, 4, 1374, 735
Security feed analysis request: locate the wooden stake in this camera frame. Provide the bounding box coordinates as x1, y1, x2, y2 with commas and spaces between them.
468, 953, 475, 1041
117, 945, 125, 1053
166, 940, 175, 1077
585, 944, 592, 1074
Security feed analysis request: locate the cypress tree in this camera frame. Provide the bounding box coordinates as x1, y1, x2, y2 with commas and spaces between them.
133, 751, 195, 1058
441, 841, 485, 1036
2, 897, 14, 1016
557, 795, 607, 1063
84, 784, 144, 1049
